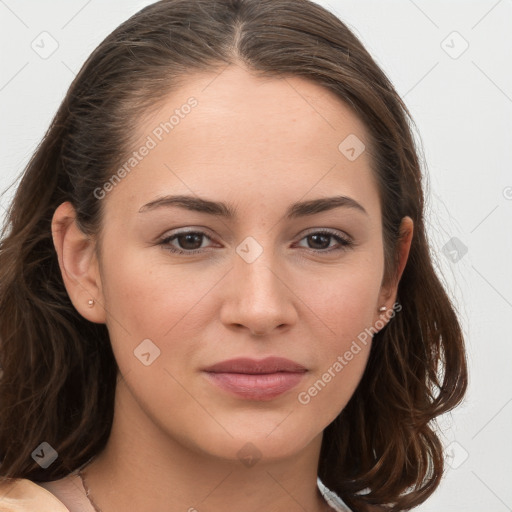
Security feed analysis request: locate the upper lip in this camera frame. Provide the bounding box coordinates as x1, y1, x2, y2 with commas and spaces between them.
203, 357, 307, 374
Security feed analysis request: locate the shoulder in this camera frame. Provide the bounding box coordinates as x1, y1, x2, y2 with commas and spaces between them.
317, 479, 388, 512
0, 477, 70, 512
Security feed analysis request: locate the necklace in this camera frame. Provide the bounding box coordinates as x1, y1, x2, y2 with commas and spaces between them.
76, 458, 339, 512
77, 458, 103, 512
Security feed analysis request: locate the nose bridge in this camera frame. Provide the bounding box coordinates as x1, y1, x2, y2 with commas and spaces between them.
235, 234, 282, 304
222, 233, 296, 334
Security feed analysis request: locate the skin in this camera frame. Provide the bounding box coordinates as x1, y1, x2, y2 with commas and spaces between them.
51, 63, 413, 512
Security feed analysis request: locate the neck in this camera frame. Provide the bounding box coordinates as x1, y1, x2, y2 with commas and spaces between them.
80, 376, 332, 512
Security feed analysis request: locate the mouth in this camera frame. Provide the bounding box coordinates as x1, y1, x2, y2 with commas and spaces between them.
202, 357, 308, 401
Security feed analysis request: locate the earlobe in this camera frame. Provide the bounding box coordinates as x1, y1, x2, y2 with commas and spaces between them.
375, 216, 414, 326
51, 201, 106, 324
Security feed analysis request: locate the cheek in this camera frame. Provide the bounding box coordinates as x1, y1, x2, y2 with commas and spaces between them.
98, 250, 213, 425
292, 262, 382, 416
303, 260, 383, 341
98, 248, 205, 374
101, 247, 214, 332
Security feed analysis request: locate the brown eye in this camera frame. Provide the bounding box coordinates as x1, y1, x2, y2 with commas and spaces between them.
297, 230, 353, 253
160, 230, 213, 254
174, 233, 205, 250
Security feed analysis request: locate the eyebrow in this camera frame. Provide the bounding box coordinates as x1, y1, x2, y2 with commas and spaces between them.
138, 194, 368, 219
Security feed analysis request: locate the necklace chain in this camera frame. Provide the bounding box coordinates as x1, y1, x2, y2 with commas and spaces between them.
76, 457, 338, 512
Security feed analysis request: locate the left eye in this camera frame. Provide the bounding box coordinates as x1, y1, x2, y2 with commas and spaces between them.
159, 229, 353, 255
160, 231, 213, 254
296, 230, 353, 252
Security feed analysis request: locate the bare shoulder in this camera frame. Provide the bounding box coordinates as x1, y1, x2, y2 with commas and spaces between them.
0, 477, 70, 512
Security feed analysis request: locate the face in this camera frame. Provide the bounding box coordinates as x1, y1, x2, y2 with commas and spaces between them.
64, 64, 400, 464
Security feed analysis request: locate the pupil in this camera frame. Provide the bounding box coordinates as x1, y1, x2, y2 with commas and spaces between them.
180, 233, 202, 250
309, 234, 329, 249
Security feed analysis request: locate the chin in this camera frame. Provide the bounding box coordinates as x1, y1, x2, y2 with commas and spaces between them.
185, 417, 322, 466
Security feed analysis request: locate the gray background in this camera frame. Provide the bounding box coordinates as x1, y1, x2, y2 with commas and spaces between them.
1, 1, 511, 510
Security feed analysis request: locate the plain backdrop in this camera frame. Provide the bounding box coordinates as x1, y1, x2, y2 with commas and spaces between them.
1, 1, 511, 510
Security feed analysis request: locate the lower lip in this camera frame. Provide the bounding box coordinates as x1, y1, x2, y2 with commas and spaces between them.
204, 371, 306, 401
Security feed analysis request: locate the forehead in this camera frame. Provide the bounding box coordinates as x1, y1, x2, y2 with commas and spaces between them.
102, 64, 379, 222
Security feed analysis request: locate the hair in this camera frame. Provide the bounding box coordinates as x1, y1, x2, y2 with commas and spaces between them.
0, 1, 467, 510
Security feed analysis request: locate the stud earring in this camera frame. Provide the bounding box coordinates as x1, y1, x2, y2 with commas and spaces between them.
87, 299, 95, 307
378, 306, 387, 312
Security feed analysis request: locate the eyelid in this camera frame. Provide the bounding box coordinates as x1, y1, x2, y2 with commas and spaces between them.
158, 226, 352, 242
158, 226, 216, 243
300, 227, 352, 241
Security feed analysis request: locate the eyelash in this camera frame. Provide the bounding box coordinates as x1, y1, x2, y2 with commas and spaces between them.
158, 228, 354, 256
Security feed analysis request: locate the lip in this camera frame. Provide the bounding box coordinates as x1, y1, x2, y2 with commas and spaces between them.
203, 357, 307, 401
203, 357, 307, 374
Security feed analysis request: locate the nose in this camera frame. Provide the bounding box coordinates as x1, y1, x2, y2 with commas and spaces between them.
219, 246, 298, 337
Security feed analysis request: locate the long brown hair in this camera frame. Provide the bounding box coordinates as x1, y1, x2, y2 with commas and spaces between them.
0, 1, 467, 510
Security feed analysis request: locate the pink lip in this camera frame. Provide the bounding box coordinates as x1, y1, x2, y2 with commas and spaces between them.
203, 357, 307, 401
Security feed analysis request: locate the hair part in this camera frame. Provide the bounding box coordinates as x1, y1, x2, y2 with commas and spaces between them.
0, 1, 467, 510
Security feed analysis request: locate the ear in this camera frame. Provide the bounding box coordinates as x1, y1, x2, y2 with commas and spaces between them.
374, 216, 414, 326
51, 201, 106, 324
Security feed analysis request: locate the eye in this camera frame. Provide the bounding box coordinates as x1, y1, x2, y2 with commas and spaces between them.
159, 230, 215, 255
295, 229, 353, 253
159, 228, 353, 256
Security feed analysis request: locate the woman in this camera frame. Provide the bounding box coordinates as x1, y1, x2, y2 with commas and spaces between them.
0, 0, 467, 510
